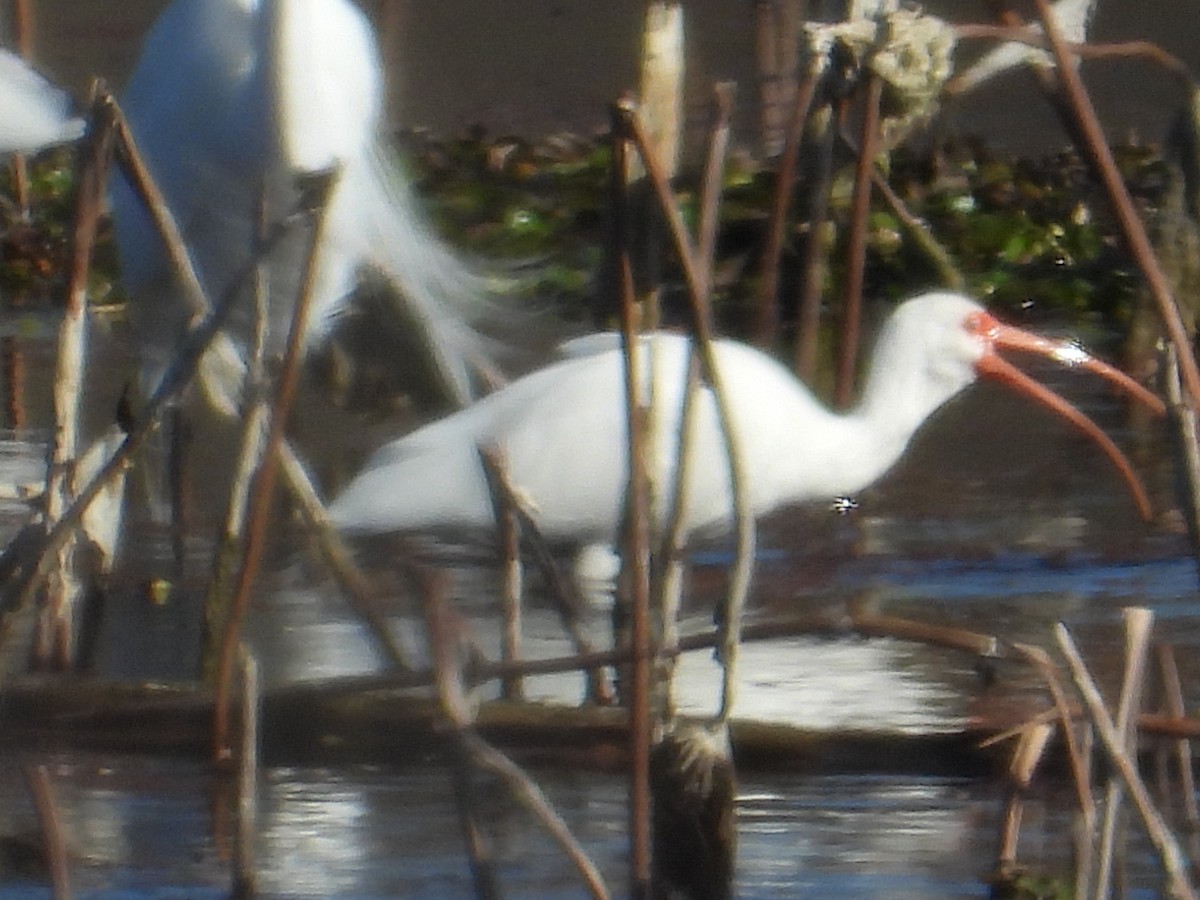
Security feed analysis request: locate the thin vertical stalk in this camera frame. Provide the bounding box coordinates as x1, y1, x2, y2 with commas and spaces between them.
621, 104, 756, 724
1164, 345, 1200, 580
2, 336, 24, 431
1158, 644, 1200, 862
232, 645, 259, 899
834, 72, 882, 409
1093, 607, 1155, 898
1031, 0, 1200, 410
478, 446, 524, 701
37, 89, 115, 669
212, 171, 337, 761
695, 82, 735, 294
996, 721, 1055, 875
477, 445, 610, 703
612, 100, 653, 900
794, 106, 837, 381
10, 0, 32, 215
756, 61, 824, 348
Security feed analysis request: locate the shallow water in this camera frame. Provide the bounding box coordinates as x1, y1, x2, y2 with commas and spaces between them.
0, 319, 1197, 896
0, 750, 1173, 899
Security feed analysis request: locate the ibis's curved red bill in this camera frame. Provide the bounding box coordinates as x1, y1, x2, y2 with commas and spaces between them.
965, 311, 1165, 521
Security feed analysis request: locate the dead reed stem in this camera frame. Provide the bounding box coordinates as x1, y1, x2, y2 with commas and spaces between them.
36, 88, 116, 669
620, 103, 756, 724
477, 446, 525, 701
794, 107, 836, 381
1012, 642, 1096, 828
833, 71, 882, 410
1055, 623, 1198, 900
1094, 607, 1156, 897
232, 644, 259, 899
995, 721, 1055, 873
422, 563, 610, 899
212, 171, 338, 761
1030, 0, 1200, 412
612, 99, 654, 897
756, 60, 824, 348
1157, 644, 1200, 862
476, 445, 611, 704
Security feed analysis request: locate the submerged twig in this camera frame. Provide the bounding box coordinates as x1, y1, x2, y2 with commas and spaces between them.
232, 644, 260, 900
25, 765, 70, 900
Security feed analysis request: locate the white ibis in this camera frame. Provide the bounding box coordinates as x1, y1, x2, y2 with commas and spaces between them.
111, 0, 490, 414
328, 292, 1164, 558
0, 49, 82, 155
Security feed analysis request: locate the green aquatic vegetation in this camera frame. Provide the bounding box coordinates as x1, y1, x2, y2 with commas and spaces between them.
0, 128, 1179, 341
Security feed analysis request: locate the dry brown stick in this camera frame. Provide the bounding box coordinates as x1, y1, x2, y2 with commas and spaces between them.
620, 101, 757, 724
212, 172, 338, 761
612, 103, 654, 895
232, 645, 259, 900
694, 82, 735, 298
35, 88, 116, 670
834, 71, 882, 410
477, 446, 525, 701
1012, 643, 1097, 829
656, 83, 737, 718
756, 60, 825, 348
202, 193, 272, 684
1056, 624, 1198, 900
1031, 0, 1200, 412
794, 105, 837, 382
996, 720, 1055, 875
1163, 345, 1200, 577
1095, 608, 1156, 898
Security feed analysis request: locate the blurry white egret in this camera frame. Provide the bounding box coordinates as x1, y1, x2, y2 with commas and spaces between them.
0, 49, 82, 154
111, 0, 490, 415
329, 292, 1164, 560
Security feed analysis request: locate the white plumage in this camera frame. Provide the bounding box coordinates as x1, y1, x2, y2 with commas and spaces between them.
111, 0, 489, 414
329, 292, 1162, 554
0, 49, 82, 154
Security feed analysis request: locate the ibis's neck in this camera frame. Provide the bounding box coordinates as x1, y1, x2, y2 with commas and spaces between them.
814, 359, 968, 500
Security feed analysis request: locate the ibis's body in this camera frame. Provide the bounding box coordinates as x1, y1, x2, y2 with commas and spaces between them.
329, 293, 1161, 551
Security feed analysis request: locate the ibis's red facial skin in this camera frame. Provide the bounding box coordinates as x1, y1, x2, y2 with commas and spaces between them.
964, 310, 1164, 521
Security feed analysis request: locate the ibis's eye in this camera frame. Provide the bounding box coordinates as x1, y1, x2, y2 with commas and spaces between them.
963, 311, 995, 338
